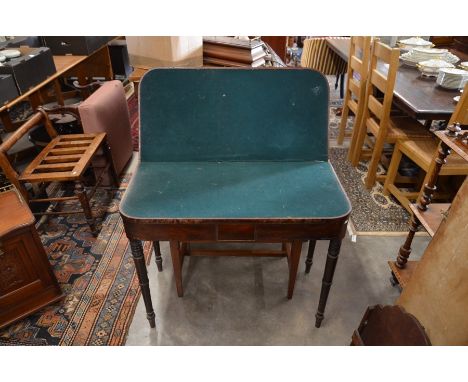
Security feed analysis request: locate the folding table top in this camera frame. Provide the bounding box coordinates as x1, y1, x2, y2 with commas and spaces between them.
120, 68, 351, 221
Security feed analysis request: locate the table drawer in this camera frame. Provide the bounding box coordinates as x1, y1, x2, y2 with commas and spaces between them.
217, 224, 255, 241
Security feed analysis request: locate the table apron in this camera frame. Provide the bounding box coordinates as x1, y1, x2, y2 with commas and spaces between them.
122, 220, 348, 242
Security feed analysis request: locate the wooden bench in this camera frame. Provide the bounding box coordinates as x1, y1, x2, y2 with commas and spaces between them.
119, 68, 351, 329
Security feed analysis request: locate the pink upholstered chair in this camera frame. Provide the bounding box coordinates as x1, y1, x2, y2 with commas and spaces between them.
78, 81, 133, 184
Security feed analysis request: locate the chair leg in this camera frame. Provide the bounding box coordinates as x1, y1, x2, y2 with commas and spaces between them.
339, 73, 345, 99
350, 115, 369, 167
383, 142, 403, 196
169, 241, 184, 297
315, 237, 343, 328
365, 132, 386, 189
305, 240, 317, 274
129, 239, 156, 328
74, 180, 97, 236
153, 241, 163, 272
337, 96, 350, 146
287, 240, 303, 299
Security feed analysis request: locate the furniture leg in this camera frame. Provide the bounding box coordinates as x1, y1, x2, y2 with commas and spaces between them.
383, 142, 403, 195
417, 141, 451, 211
337, 92, 350, 145
339, 73, 345, 99
169, 241, 184, 297
350, 114, 369, 167
74, 180, 97, 236
129, 239, 156, 328
305, 240, 317, 274
53, 79, 65, 106
152, 241, 163, 272
287, 240, 303, 299
102, 139, 119, 187
315, 237, 342, 328
365, 132, 386, 189
396, 215, 420, 269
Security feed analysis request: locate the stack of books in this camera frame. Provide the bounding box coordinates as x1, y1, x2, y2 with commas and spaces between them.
203, 37, 267, 67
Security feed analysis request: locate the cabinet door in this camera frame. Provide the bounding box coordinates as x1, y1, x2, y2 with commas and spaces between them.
0, 232, 54, 306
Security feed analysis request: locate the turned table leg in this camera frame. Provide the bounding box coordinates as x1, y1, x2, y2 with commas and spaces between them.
315, 237, 342, 328
305, 240, 317, 274
129, 239, 155, 328
153, 241, 163, 272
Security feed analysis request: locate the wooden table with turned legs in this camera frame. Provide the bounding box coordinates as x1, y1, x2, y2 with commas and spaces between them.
120, 68, 351, 330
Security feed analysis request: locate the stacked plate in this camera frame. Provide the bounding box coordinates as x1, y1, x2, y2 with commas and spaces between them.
436, 68, 468, 90
417, 59, 455, 77
0, 49, 21, 59
400, 48, 459, 67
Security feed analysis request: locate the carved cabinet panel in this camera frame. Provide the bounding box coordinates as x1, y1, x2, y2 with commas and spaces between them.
0, 190, 63, 330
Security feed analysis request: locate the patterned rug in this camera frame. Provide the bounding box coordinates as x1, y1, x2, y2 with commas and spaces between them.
0, 176, 153, 346
329, 147, 412, 234
128, 94, 140, 152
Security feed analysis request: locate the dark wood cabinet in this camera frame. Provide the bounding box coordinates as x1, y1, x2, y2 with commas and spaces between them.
0, 188, 63, 330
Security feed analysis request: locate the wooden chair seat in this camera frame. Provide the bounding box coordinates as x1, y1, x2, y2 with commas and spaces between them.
20, 133, 106, 183
383, 137, 468, 213
399, 138, 468, 174
386, 117, 432, 142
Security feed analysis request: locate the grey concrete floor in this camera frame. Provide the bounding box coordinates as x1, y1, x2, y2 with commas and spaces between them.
125, 235, 429, 345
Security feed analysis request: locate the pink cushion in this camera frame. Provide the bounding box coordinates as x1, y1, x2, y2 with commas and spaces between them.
79, 81, 133, 179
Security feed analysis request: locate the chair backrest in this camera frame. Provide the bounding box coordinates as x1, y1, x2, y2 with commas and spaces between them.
139, 68, 329, 163
0, 110, 56, 200
78, 80, 133, 175
363, 40, 400, 134
301, 38, 347, 75
346, 36, 372, 104
448, 83, 468, 125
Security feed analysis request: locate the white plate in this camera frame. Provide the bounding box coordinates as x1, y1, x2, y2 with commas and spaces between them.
454, 96, 460, 103
413, 47, 448, 55
0, 49, 21, 59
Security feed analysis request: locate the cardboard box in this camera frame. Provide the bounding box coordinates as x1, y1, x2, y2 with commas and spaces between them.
126, 36, 203, 68
0, 74, 19, 105
0, 47, 56, 94
42, 36, 114, 55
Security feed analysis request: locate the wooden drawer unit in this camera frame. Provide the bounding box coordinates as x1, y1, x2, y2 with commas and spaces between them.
0, 188, 63, 330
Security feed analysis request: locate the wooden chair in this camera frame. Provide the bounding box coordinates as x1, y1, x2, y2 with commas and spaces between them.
337, 36, 372, 148
0, 109, 117, 236
351, 305, 431, 345
383, 83, 468, 213
350, 40, 431, 187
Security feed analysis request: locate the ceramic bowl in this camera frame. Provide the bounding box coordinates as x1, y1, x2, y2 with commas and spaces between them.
417, 59, 455, 77
397, 37, 433, 50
